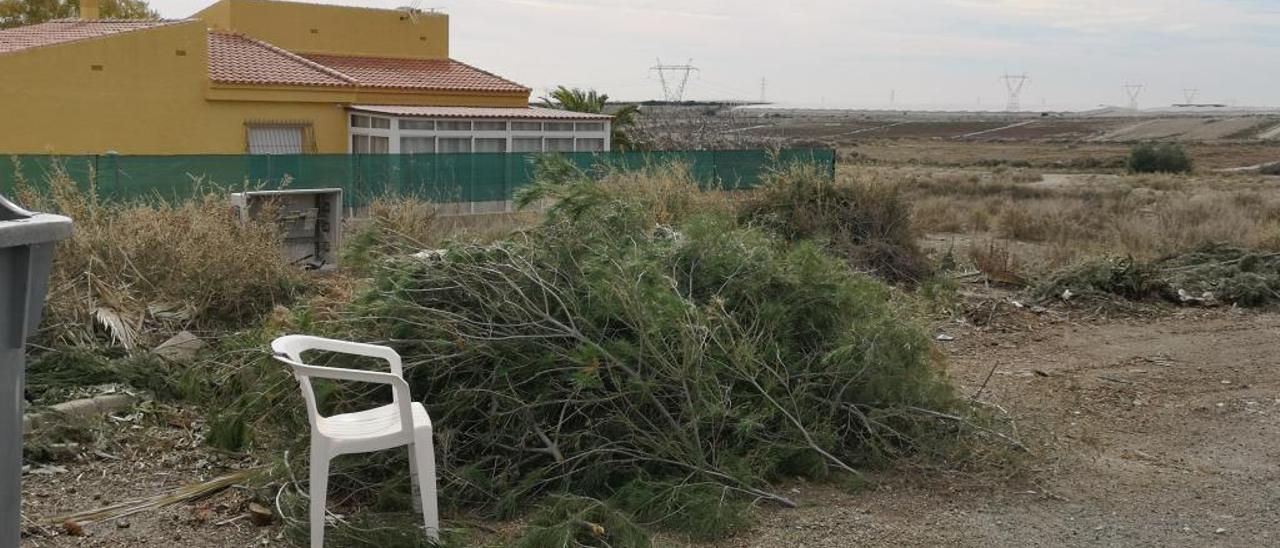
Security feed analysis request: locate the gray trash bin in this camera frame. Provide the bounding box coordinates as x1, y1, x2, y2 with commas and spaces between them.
0, 195, 71, 546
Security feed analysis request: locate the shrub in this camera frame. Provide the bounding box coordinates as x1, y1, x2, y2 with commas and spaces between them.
1127, 143, 1193, 174
16, 173, 307, 349
994, 206, 1044, 242
739, 163, 933, 284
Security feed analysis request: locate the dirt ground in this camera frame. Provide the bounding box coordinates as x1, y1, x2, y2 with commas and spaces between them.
20, 304, 1280, 547
713, 306, 1280, 547
20, 407, 277, 547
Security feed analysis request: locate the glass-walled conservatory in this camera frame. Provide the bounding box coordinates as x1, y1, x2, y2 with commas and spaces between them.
347, 106, 613, 155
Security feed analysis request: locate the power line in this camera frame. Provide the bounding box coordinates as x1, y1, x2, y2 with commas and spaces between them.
688, 79, 754, 101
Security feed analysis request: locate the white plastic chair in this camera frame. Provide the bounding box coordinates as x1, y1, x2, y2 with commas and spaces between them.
271, 335, 439, 547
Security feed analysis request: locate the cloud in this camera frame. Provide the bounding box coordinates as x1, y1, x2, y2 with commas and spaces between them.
149, 0, 1280, 107
945, 0, 1280, 38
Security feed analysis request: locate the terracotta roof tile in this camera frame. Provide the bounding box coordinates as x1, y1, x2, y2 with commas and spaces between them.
0, 20, 531, 96
304, 54, 530, 93
0, 19, 187, 55
208, 32, 356, 87
350, 105, 611, 120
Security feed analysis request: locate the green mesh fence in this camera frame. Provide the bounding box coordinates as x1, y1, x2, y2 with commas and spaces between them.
0, 149, 835, 208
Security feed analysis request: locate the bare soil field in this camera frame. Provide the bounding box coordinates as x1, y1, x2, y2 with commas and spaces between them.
1093, 117, 1276, 142
718, 107, 1280, 148
711, 306, 1280, 547
735, 118, 1120, 143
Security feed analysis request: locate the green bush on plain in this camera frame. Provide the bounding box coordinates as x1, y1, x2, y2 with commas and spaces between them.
1127, 143, 1194, 174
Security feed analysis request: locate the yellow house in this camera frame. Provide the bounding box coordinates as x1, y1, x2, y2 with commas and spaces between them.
0, 0, 611, 155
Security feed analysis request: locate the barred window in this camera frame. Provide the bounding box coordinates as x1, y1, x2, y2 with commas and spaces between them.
248, 126, 304, 154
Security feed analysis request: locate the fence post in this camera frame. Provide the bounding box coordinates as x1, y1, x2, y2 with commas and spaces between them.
107, 154, 119, 199
711, 151, 720, 190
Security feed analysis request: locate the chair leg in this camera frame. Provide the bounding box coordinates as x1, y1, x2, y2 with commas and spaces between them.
408, 445, 421, 514
310, 448, 331, 548
410, 432, 440, 541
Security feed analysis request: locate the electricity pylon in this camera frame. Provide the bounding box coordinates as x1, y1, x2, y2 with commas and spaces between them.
1001, 73, 1030, 112
650, 59, 699, 102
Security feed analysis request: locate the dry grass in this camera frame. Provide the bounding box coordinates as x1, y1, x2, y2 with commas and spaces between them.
434, 211, 541, 242
593, 162, 734, 223
362, 195, 440, 247
343, 195, 540, 276
969, 240, 1025, 285
860, 165, 1280, 272
14, 172, 306, 349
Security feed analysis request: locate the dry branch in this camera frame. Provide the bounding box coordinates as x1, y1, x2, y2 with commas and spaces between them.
49, 468, 262, 527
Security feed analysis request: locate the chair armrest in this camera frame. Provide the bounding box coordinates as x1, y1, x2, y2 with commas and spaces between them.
274, 355, 415, 433
288, 361, 408, 389
272, 335, 403, 378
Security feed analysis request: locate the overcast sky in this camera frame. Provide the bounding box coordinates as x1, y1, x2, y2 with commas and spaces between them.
155, 0, 1280, 110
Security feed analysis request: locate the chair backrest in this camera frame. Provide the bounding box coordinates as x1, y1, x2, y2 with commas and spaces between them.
272, 335, 325, 431
271, 334, 408, 432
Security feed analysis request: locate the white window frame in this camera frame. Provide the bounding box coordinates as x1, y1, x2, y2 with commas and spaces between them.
349, 114, 394, 153
350, 113, 612, 154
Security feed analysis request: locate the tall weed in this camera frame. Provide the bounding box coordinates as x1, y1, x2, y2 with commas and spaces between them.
17, 171, 305, 349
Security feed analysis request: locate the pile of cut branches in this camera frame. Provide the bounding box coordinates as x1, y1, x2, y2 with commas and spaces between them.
327, 162, 957, 544
1037, 244, 1280, 308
